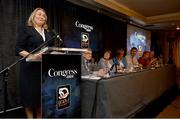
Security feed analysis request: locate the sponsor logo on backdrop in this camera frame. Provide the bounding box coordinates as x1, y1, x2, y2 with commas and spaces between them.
48, 68, 78, 78
57, 85, 70, 109
81, 32, 89, 48
75, 21, 93, 32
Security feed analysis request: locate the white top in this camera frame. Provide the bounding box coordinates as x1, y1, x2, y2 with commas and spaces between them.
119, 60, 125, 68
35, 28, 45, 41
125, 54, 139, 68
41, 29, 45, 41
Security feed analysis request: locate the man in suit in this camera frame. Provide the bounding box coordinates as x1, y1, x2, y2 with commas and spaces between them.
81, 49, 95, 75
81, 49, 107, 76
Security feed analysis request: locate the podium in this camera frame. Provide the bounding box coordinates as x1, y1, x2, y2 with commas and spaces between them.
26, 47, 86, 118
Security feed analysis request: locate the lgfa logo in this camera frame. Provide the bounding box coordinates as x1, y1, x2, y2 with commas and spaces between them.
57, 85, 70, 109
59, 87, 69, 99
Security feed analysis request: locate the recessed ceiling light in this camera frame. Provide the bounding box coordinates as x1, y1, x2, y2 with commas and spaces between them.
176, 27, 180, 30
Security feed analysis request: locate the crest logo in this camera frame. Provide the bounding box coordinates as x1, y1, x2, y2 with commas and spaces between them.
81, 32, 89, 48
57, 85, 70, 109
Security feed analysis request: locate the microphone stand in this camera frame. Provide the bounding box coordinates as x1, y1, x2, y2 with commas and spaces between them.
0, 34, 61, 117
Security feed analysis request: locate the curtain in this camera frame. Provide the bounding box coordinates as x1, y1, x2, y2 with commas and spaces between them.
174, 31, 180, 77
0, 0, 65, 111
0, 0, 128, 111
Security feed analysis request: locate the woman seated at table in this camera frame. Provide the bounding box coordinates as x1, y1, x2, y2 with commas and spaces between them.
138, 51, 150, 68
110, 48, 127, 72
149, 50, 158, 66
98, 50, 112, 70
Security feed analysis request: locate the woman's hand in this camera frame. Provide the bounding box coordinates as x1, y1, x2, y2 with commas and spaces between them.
31, 53, 42, 60
27, 53, 42, 61
150, 58, 157, 64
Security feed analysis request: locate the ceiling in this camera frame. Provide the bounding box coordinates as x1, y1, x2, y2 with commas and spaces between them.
115, 0, 180, 17
68, 0, 180, 30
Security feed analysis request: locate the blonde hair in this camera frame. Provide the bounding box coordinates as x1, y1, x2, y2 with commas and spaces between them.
27, 8, 48, 29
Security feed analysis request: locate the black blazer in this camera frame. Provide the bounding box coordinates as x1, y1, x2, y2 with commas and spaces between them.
15, 26, 54, 107
15, 26, 53, 56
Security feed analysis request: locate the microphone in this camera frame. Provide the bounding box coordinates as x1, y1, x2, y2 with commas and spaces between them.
52, 30, 63, 47
110, 64, 114, 71
110, 58, 119, 73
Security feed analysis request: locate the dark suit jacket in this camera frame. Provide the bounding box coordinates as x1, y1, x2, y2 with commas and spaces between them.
15, 26, 53, 55
81, 57, 99, 75
15, 26, 54, 107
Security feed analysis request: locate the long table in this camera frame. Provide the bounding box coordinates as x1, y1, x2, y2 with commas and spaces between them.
81, 65, 176, 118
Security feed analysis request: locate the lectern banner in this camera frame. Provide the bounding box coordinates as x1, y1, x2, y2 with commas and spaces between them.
42, 54, 81, 118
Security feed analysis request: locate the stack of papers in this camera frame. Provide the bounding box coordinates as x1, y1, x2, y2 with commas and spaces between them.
81, 75, 101, 80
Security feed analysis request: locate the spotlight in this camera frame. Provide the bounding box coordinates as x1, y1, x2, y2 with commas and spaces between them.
176, 26, 180, 30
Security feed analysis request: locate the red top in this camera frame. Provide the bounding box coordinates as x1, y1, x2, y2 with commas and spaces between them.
138, 57, 150, 67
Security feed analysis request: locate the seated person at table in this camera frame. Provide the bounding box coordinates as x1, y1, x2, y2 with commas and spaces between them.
138, 51, 150, 68
110, 48, 127, 72
98, 50, 112, 70
149, 51, 158, 65
125, 47, 139, 69
81, 49, 106, 76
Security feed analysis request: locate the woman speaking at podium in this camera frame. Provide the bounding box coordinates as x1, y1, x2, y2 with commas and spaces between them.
15, 8, 52, 118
